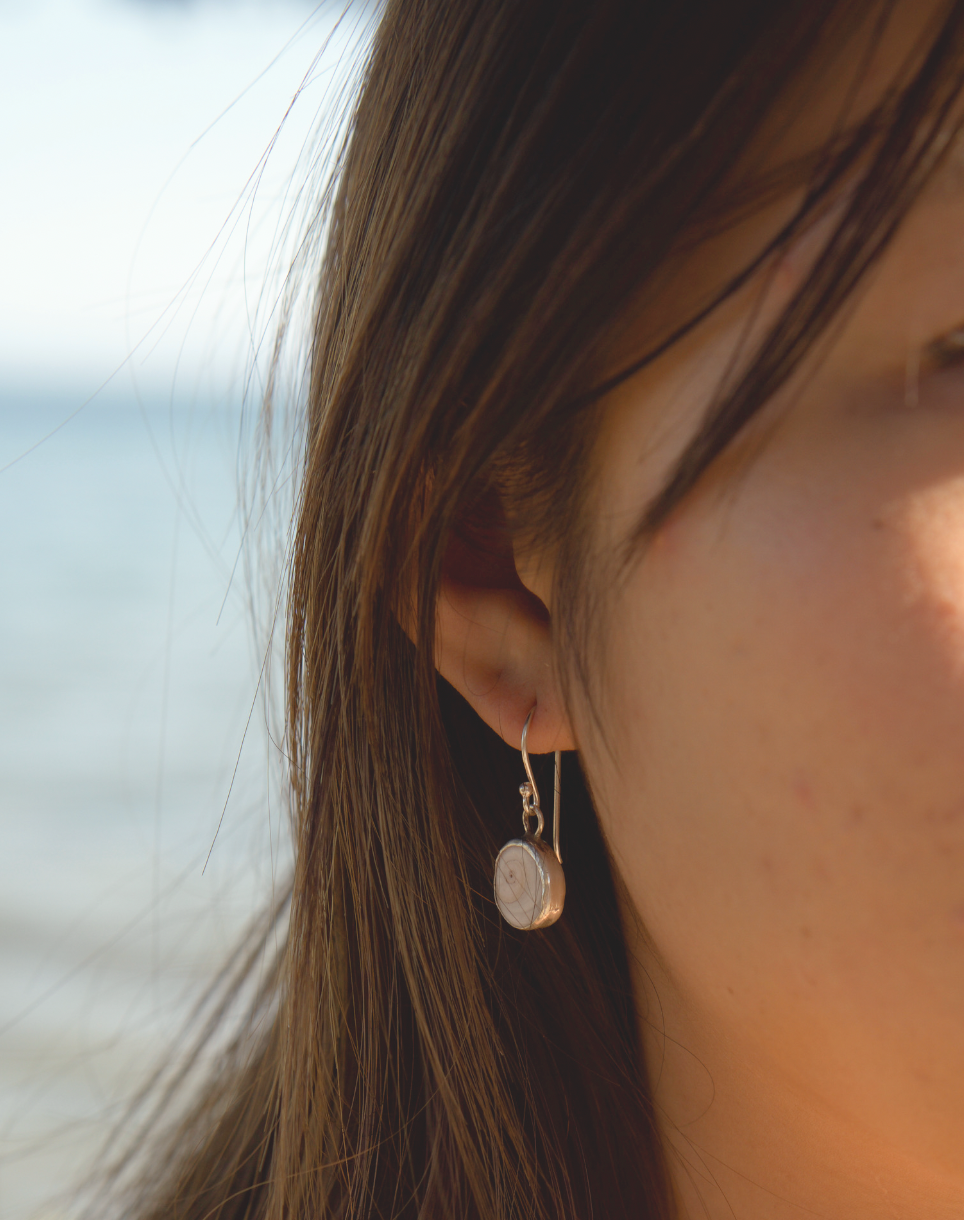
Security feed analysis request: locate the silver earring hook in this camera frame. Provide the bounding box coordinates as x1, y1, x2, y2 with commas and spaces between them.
519, 707, 544, 839
553, 747, 561, 865
520, 707, 540, 803
519, 707, 562, 864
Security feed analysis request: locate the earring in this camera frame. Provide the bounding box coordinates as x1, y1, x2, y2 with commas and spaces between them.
493, 707, 565, 930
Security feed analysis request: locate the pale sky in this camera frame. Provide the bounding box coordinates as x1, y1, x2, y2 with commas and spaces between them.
0, 0, 371, 395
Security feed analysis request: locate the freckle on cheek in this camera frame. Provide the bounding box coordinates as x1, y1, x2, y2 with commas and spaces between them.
650, 514, 686, 562
791, 774, 814, 806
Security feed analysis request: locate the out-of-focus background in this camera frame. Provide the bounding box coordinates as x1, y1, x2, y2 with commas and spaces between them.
0, 3, 371, 1215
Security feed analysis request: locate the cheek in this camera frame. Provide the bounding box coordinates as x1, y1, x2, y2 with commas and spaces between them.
582, 436, 964, 1087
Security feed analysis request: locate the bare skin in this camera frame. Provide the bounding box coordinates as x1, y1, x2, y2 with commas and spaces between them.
575, 166, 964, 1218
432, 9, 964, 1217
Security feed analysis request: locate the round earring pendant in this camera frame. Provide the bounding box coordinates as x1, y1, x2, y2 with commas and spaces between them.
493, 838, 565, 930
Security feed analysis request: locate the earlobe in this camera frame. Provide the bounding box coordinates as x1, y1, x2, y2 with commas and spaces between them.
434, 534, 575, 756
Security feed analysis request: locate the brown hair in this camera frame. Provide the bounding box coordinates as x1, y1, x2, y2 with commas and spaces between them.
96, 2, 964, 1217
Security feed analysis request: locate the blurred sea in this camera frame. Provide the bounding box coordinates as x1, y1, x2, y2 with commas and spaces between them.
0, 384, 288, 1218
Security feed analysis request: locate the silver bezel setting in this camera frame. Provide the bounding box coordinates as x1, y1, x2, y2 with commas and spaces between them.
493, 836, 566, 930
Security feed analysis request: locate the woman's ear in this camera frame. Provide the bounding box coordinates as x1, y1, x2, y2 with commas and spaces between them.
434, 493, 575, 755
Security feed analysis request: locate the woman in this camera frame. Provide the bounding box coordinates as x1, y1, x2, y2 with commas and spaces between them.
105, 1, 964, 1216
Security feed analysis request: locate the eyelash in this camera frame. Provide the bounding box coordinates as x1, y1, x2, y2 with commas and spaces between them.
923, 327, 964, 371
